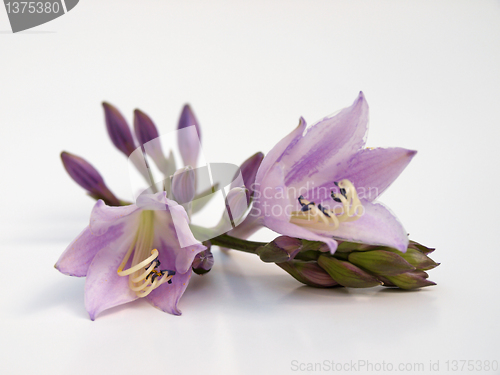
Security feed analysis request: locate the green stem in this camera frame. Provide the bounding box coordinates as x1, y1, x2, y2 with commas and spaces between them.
209, 234, 267, 255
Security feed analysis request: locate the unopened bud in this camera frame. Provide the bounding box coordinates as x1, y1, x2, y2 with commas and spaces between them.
408, 240, 435, 255
177, 104, 201, 167
348, 250, 416, 276
226, 187, 249, 225
257, 236, 302, 263
231, 152, 264, 200
61, 152, 120, 206
382, 271, 436, 290
102, 102, 136, 156
171, 166, 196, 204
277, 260, 338, 288
317, 255, 382, 288
192, 247, 214, 275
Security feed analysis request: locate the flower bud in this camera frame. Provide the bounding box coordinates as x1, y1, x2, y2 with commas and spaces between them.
61, 151, 120, 206
395, 248, 439, 271
347, 250, 416, 276
134, 109, 173, 175
177, 104, 201, 167
231, 152, 264, 200
192, 247, 214, 275
226, 187, 249, 225
317, 255, 382, 288
408, 240, 435, 255
276, 260, 339, 288
133, 109, 159, 145
171, 166, 196, 204
382, 271, 436, 290
102, 102, 136, 156
257, 236, 302, 263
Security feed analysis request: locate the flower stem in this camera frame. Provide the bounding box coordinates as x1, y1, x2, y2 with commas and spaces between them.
209, 234, 267, 255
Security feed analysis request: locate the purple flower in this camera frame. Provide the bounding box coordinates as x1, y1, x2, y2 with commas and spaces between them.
177, 104, 201, 168
55, 191, 206, 320
234, 92, 416, 253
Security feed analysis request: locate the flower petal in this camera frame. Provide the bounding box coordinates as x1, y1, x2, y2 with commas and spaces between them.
153, 210, 206, 274
255, 117, 307, 186
84, 231, 138, 320
89, 200, 140, 236
147, 269, 192, 316
280, 92, 369, 190
317, 200, 409, 252
55, 223, 126, 277
341, 147, 417, 201
302, 147, 417, 203
258, 165, 338, 252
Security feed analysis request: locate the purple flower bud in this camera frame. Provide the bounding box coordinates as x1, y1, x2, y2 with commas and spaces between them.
171, 166, 196, 204
192, 248, 214, 275
61, 151, 120, 206
277, 260, 339, 288
257, 236, 302, 263
102, 102, 136, 156
177, 104, 201, 167
133, 109, 160, 145
232, 152, 264, 200
225, 187, 249, 225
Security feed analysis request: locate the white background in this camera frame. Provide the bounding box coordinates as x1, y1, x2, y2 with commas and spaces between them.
1, 1, 499, 374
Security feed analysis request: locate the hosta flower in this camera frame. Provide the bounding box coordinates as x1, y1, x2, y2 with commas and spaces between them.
234, 92, 416, 253
55, 192, 206, 320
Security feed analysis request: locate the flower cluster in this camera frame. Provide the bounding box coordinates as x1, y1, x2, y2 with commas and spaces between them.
57, 93, 437, 320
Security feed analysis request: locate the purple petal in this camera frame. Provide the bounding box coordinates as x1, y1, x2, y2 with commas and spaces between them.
84, 231, 138, 320
102, 102, 136, 157
171, 166, 196, 204
322, 200, 409, 252
55, 223, 126, 277
255, 117, 306, 186
177, 104, 201, 167
231, 152, 264, 199
258, 165, 338, 252
89, 200, 140, 236
153, 210, 206, 274
341, 147, 417, 201
147, 268, 192, 316
280, 92, 369, 189
302, 147, 417, 203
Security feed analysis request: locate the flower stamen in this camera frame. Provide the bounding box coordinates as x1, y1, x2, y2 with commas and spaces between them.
290, 179, 364, 230
116, 210, 175, 298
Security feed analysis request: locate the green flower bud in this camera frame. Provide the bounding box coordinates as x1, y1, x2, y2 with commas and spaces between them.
382, 271, 436, 290
317, 255, 382, 288
348, 250, 416, 276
